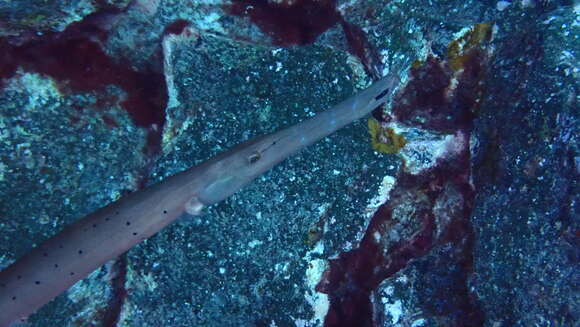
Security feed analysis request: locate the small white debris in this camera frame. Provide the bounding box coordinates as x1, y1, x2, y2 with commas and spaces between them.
496, 1, 511, 11
248, 240, 263, 248
373, 231, 382, 242
385, 300, 403, 324
412, 319, 427, 327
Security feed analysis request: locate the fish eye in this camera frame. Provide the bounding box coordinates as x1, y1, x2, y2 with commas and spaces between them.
248, 152, 261, 164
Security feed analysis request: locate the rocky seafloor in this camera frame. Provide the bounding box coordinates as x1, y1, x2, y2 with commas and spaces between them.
0, 0, 578, 326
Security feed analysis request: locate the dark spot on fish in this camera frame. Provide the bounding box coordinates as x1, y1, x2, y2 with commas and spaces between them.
35, 281, 40, 285
105, 217, 110, 221
133, 232, 138, 236
59, 244, 64, 249
43, 252, 48, 257
54, 263, 59, 268
374, 88, 390, 101
163, 210, 167, 214
17, 275, 22, 280
126, 221, 131, 226
12, 296, 16, 300
70, 272, 75, 276
78, 250, 83, 255
93, 224, 97, 228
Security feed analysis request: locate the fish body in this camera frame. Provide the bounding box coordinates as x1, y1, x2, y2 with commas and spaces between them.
0, 73, 399, 326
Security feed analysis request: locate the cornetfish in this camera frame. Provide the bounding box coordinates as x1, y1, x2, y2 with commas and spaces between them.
0, 72, 400, 326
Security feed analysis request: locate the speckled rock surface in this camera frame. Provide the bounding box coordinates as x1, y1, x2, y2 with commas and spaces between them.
470, 4, 579, 325
0, 0, 578, 326
0, 0, 132, 36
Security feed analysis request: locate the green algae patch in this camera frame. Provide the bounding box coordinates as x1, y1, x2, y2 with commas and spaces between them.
447, 23, 493, 71
368, 118, 406, 154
